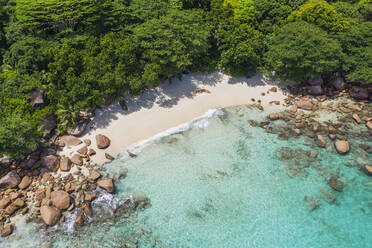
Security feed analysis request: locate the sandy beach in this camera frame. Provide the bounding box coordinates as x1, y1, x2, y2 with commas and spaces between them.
60, 72, 289, 165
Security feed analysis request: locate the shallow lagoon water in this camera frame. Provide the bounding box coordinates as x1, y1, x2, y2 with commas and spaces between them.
2, 105, 372, 248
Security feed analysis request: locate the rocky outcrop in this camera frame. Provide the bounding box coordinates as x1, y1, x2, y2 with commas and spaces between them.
0, 171, 21, 188
67, 121, 89, 137
40, 155, 59, 172
51, 191, 70, 210
97, 178, 114, 193
18, 176, 32, 190
96, 134, 111, 149
40, 206, 60, 226
334, 140, 350, 154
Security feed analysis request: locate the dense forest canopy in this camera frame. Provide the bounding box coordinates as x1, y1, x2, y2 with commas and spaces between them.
0, 0, 371, 159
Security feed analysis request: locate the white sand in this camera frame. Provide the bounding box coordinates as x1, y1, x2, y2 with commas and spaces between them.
60, 72, 289, 165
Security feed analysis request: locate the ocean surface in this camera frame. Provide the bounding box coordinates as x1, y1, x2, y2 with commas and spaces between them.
2, 105, 372, 248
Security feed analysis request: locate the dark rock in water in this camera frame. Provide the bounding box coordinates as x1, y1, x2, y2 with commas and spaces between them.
360, 144, 372, 153
0, 170, 21, 188
328, 177, 343, 192
127, 150, 137, 158
31, 89, 45, 109
119, 99, 128, 111
319, 188, 336, 203
331, 77, 345, 90
68, 120, 89, 137
105, 153, 114, 160
248, 120, 257, 127
308, 85, 323, 96
268, 113, 280, 120
304, 196, 320, 211
75, 209, 86, 227
350, 87, 368, 99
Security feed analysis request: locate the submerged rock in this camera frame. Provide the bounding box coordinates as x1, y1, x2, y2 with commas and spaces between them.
304, 196, 320, 212
334, 140, 350, 154
328, 177, 343, 192
296, 100, 313, 110
364, 165, 372, 176
315, 135, 326, 148
268, 113, 279, 121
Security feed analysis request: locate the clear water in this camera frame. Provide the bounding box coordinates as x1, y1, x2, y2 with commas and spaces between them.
2, 105, 372, 248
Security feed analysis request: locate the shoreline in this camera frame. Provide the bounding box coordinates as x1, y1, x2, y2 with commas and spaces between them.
60, 72, 289, 165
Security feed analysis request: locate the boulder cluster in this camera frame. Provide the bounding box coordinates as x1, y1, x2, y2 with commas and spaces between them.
0, 134, 118, 237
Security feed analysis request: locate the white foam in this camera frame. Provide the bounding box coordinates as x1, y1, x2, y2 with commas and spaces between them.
125, 109, 225, 155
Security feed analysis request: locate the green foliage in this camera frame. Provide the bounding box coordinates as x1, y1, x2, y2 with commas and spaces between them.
13, 0, 99, 35
288, 0, 348, 32
132, 9, 212, 85
335, 21, 372, 83
4, 36, 57, 73
264, 22, 344, 81
254, 0, 292, 33
218, 23, 263, 76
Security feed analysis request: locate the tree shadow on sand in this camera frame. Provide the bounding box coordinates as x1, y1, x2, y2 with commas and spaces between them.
87, 72, 291, 131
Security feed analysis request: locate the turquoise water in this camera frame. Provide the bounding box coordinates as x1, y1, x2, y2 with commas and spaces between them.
2, 105, 372, 248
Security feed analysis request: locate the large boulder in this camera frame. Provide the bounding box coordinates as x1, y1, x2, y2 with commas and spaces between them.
18, 176, 32, 190
308, 85, 323, 96
51, 190, 70, 210
0, 170, 21, 188
350, 87, 368, 99
40, 206, 60, 226
40, 155, 59, 172
96, 134, 111, 149
0, 198, 11, 209
296, 100, 313, 110
331, 77, 345, 90
308, 77, 323, 85
334, 140, 350, 154
67, 120, 89, 137
97, 178, 114, 193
